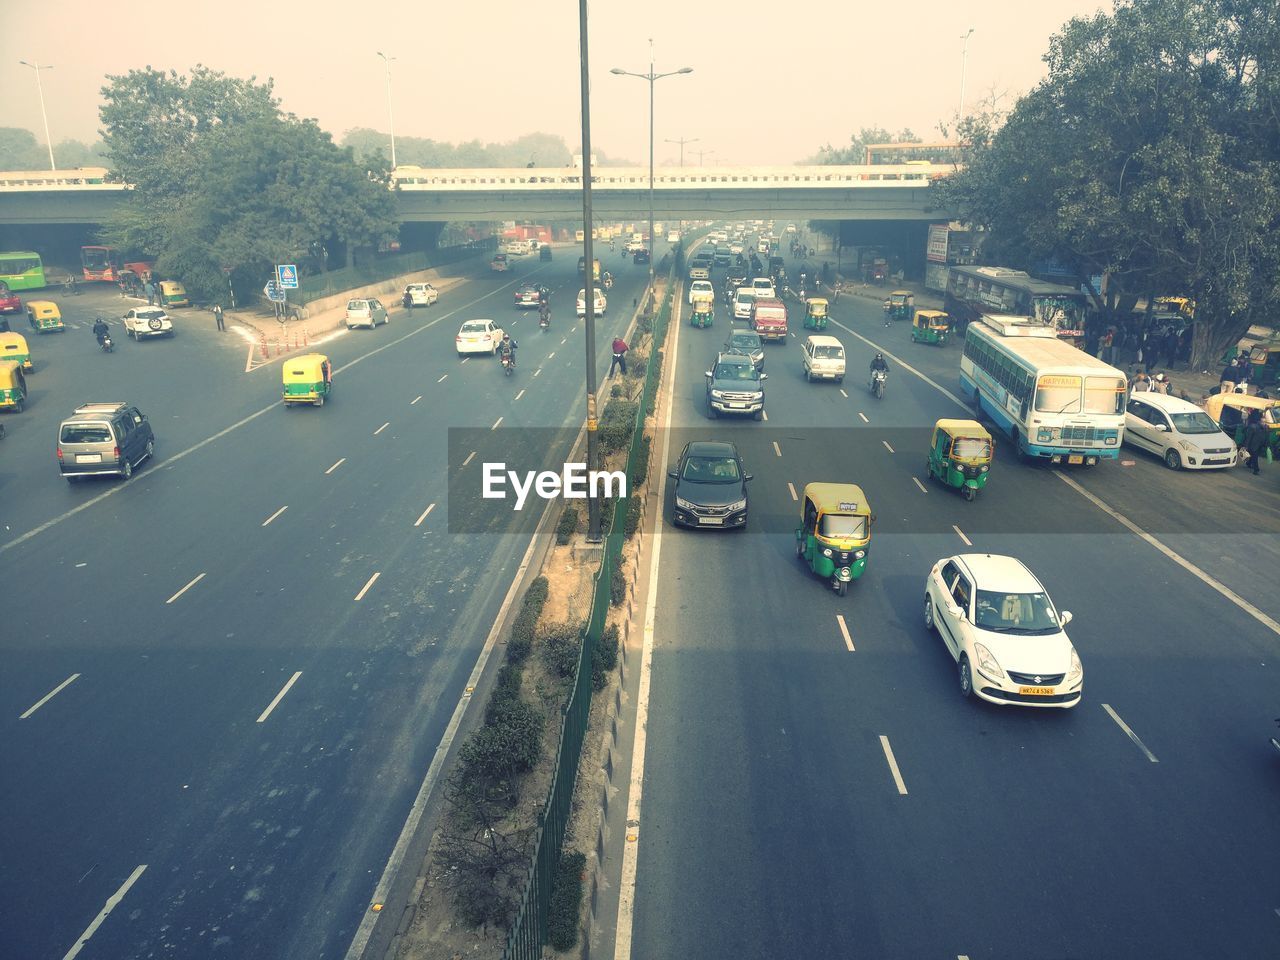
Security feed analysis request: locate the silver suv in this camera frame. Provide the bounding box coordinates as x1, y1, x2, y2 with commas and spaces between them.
57, 402, 155, 481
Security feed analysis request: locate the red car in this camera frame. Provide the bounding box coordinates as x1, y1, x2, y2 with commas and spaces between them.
0, 286, 21, 316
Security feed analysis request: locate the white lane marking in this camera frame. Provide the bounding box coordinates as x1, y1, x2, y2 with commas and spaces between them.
1102, 703, 1160, 762
462, 450, 477, 467
616, 270, 684, 960
354, 572, 381, 602
256, 671, 303, 723
61, 863, 148, 960
165, 572, 206, 605
261, 505, 288, 527
837, 614, 855, 652
325, 457, 346, 475
414, 503, 436, 527
952, 525, 972, 546
788, 482, 798, 501
761, 410, 768, 421
912, 477, 928, 494
790, 331, 796, 338
374, 421, 390, 435
879, 735, 909, 795
772, 441, 782, 457
882, 440, 895, 453
548, 351, 556, 359
491, 416, 504, 430
1058, 471, 1280, 639
20, 674, 81, 719
411, 394, 422, 404
514, 389, 526, 401
858, 412, 869, 423
560, 337, 567, 345
437, 374, 448, 383
832, 317, 969, 407
840, 388, 849, 398
460, 357, 469, 364
534, 367, 543, 377
75, 562, 87, 568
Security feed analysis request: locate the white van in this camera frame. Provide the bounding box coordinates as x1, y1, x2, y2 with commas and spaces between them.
802, 335, 846, 383
733, 288, 756, 321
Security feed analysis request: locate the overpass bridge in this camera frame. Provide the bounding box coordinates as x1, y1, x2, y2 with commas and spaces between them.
0, 164, 956, 227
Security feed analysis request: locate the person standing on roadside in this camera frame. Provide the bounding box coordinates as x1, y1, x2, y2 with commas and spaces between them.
609, 336, 629, 377
1243, 409, 1267, 476
213, 303, 225, 331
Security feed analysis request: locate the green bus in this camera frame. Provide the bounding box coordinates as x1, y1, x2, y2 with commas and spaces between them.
0, 252, 46, 291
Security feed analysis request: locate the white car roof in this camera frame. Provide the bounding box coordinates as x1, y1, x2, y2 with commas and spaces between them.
806, 335, 843, 348
954, 554, 1044, 593
1129, 392, 1204, 414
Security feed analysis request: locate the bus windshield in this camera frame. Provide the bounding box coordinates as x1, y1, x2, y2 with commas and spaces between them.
1084, 377, 1126, 414
1034, 375, 1081, 413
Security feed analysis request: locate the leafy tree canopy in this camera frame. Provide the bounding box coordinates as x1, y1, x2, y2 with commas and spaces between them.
0, 127, 108, 170
340, 129, 633, 168
805, 127, 921, 165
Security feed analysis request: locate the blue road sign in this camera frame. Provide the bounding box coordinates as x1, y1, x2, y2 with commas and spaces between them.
264, 280, 286, 303
277, 264, 299, 289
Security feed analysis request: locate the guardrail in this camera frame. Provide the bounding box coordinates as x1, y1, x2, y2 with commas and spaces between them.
392, 164, 956, 190
0, 167, 127, 190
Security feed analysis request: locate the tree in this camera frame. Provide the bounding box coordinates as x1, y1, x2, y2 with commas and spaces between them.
0, 129, 108, 170
806, 127, 920, 164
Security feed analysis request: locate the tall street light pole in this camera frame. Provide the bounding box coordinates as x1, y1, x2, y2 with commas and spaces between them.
611, 46, 693, 290
578, 0, 603, 542
376, 51, 397, 169
695, 148, 714, 167
664, 136, 699, 168
958, 28, 975, 118
19, 59, 57, 171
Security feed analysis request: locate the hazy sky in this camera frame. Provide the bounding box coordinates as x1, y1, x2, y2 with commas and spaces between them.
2, 0, 1108, 167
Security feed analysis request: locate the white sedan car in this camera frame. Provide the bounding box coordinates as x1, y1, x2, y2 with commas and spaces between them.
404, 283, 439, 307
688, 280, 715, 305
456, 319, 504, 356
924, 554, 1082, 708
577, 288, 607, 317
122, 307, 174, 339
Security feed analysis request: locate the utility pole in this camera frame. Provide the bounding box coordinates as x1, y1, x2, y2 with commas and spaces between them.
19, 59, 57, 171
376, 51, 398, 169
959, 28, 975, 118
664, 136, 699, 168
695, 148, 714, 167
578, 0, 602, 542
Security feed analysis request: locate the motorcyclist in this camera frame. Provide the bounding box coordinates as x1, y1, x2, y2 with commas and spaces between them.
500, 332, 518, 365
870, 353, 889, 378
92, 317, 110, 345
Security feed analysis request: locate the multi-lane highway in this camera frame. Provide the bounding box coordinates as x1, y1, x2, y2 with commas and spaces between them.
623, 242, 1280, 959
0, 244, 659, 959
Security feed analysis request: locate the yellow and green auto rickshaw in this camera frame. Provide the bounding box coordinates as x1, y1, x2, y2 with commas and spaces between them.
910, 309, 950, 346
927, 419, 993, 501
795, 482, 873, 596
0, 330, 33, 372
158, 280, 190, 307
26, 300, 65, 333
0, 359, 28, 412
883, 290, 914, 321
690, 294, 715, 328
282, 353, 333, 407
804, 297, 829, 331
1204, 392, 1280, 459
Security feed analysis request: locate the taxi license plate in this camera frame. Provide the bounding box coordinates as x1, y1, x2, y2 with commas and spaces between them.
1068, 454, 1084, 464
1018, 686, 1054, 697
76, 453, 103, 463
700, 516, 724, 525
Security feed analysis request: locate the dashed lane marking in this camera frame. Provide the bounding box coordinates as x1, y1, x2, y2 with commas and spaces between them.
879, 735, 909, 795
261, 505, 288, 527
462, 451, 477, 467
373, 422, 390, 436
837, 614, 855, 652
411, 395, 422, 404
61, 864, 148, 959
165, 572, 206, 605
414, 503, 436, 527
20, 674, 80, 719
788, 482, 798, 501
534, 368, 543, 377
514, 389, 525, 401
840, 388, 849, 398
952, 525, 972, 546
858, 412, 869, 423
882, 440, 895, 453
256, 672, 303, 723
325, 457, 346, 475
437, 374, 447, 383
491, 416, 504, 430
354, 572, 381, 602
772, 441, 782, 457
1102, 703, 1160, 762
912, 477, 928, 494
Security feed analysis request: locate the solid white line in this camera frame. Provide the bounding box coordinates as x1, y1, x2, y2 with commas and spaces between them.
256, 671, 303, 723
62, 864, 147, 960
952, 525, 972, 546
462, 450, 476, 467
491, 416, 504, 430
858, 412, 869, 423
374, 421, 390, 435
437, 374, 448, 383
165, 572, 206, 605
1102, 703, 1160, 762
882, 440, 895, 453
879, 735, 909, 795
788, 482, 798, 501
325, 457, 346, 475
772, 441, 782, 457
1057, 472, 1280, 638
354, 572, 381, 602
616, 271, 684, 960
411, 395, 422, 404
414, 503, 436, 527
20, 673, 80, 719
514, 389, 526, 401
836, 614, 855, 652
534, 368, 543, 377
261, 505, 288, 527
840, 388, 849, 398
912, 477, 928, 494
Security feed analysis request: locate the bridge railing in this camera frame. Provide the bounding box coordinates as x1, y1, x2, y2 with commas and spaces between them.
390, 164, 956, 190
0, 167, 127, 190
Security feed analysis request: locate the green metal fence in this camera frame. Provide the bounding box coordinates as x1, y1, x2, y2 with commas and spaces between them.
501, 262, 676, 960
294, 239, 495, 304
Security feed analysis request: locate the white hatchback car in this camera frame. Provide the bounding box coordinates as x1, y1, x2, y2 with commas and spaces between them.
456, 319, 504, 356
345, 298, 389, 329
577, 288, 607, 317
924, 554, 1082, 709
1124, 392, 1237, 469
688, 280, 715, 305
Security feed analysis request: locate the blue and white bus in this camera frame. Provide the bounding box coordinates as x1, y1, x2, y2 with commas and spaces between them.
961, 314, 1127, 465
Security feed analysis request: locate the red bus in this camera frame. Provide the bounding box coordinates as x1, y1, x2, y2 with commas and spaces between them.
81, 245, 122, 282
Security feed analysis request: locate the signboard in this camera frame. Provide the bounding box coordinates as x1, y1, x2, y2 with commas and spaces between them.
276, 264, 299, 289
264, 280, 286, 303
926, 223, 949, 264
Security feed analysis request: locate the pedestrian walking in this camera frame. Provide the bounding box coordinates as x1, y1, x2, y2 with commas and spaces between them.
1098, 329, 1113, 362
1220, 362, 1239, 395
1243, 409, 1267, 475
609, 336, 629, 377
144, 281, 155, 305
213, 303, 225, 331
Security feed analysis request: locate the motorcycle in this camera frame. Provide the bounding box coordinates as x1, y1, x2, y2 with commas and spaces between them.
100, 334, 114, 353
539, 314, 550, 332
500, 352, 515, 376
871, 369, 887, 399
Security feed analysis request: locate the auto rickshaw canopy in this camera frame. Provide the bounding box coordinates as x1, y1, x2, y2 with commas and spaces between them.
0, 330, 32, 369
800, 482, 872, 547
888, 291, 913, 305
283, 353, 332, 386
915, 309, 949, 330
932, 419, 993, 460
26, 300, 62, 322
1204, 392, 1280, 428
806, 298, 829, 317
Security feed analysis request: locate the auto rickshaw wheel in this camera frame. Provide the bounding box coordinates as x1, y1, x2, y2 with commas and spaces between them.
964, 486, 975, 502
316, 395, 325, 407
835, 580, 848, 597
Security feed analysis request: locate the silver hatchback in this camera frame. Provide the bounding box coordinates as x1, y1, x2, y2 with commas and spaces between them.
346, 298, 389, 329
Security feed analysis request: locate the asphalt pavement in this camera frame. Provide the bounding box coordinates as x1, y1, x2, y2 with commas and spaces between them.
0, 244, 661, 959
623, 240, 1280, 960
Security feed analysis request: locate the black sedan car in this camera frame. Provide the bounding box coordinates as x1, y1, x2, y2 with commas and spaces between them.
668, 440, 753, 529
633, 248, 651, 265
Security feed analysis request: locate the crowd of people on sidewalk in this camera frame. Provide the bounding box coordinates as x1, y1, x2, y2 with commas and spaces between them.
1089, 320, 1192, 372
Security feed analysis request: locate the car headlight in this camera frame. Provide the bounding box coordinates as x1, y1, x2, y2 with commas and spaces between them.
727, 498, 747, 512
973, 642, 1005, 680
1066, 648, 1083, 685
1177, 440, 1193, 451
710, 389, 724, 398
675, 496, 695, 510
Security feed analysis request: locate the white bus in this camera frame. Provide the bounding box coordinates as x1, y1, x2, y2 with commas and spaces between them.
961, 315, 1127, 465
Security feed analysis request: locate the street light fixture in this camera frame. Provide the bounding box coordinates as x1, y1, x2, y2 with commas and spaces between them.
19, 59, 56, 171
664, 136, 699, 168
611, 47, 693, 288
958, 28, 976, 118
375, 51, 397, 170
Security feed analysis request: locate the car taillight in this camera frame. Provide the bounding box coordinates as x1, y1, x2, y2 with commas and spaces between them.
114, 446, 121, 460
56, 446, 63, 460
